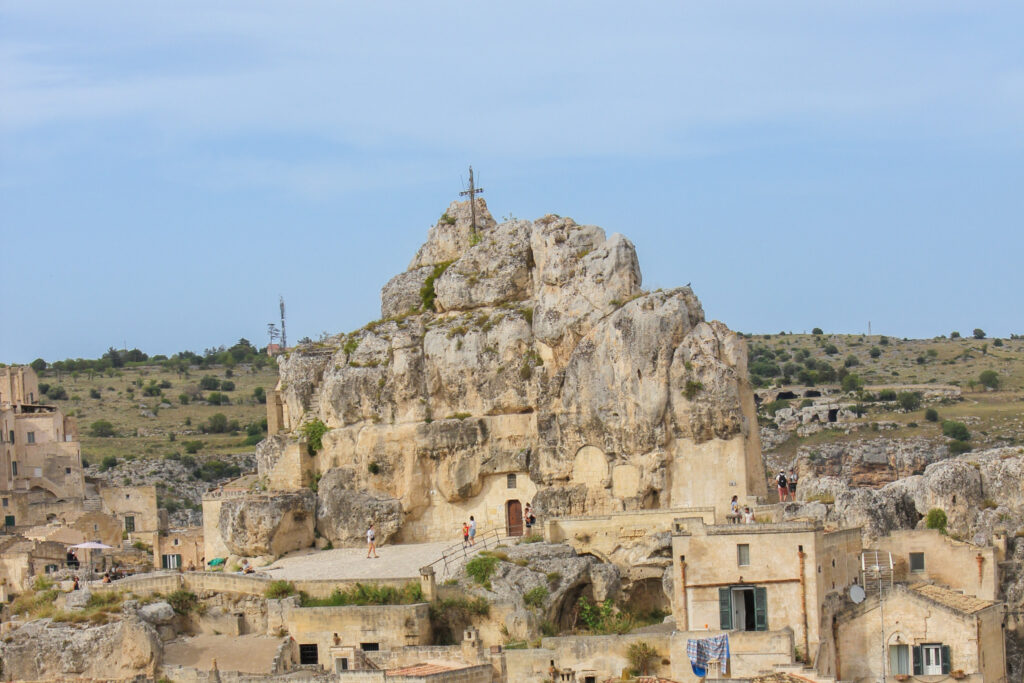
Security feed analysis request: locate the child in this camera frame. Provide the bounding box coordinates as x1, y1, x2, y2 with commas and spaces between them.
462, 521, 470, 546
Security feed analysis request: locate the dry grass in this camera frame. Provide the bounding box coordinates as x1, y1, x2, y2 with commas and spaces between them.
36, 363, 277, 463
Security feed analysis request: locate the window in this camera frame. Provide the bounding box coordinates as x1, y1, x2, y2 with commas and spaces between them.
914, 644, 950, 676
335, 658, 349, 672
890, 645, 910, 675
909, 552, 925, 572
737, 544, 750, 566
8, 430, 13, 444
161, 554, 182, 570
26, 432, 35, 444
718, 586, 767, 631
124, 516, 135, 532
299, 644, 319, 665
507, 473, 517, 489
173, 538, 179, 546
65, 467, 71, 474
360, 642, 380, 651
4, 515, 14, 527
1, 498, 7, 508
11, 462, 16, 476
33, 467, 41, 478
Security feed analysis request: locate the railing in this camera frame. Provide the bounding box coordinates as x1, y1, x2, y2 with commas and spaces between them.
421, 527, 512, 580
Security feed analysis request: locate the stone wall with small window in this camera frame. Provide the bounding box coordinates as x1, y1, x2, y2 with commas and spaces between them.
871, 529, 998, 601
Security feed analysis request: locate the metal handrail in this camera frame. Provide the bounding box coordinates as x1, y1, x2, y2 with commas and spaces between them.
422, 527, 511, 580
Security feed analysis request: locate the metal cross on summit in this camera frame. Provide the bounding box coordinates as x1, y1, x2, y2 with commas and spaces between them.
459, 165, 484, 236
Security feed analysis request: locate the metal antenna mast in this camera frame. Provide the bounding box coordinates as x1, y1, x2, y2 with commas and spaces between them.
279, 296, 287, 351
459, 165, 484, 237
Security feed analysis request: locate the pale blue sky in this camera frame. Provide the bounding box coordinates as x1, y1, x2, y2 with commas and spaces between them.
2, 2, 1022, 363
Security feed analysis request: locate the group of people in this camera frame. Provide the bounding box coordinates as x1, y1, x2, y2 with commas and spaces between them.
729, 496, 756, 524
776, 468, 798, 502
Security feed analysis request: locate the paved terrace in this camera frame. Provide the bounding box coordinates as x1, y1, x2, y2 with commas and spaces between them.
261, 540, 452, 581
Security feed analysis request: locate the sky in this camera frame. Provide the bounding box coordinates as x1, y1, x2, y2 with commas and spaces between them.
1, 2, 1022, 363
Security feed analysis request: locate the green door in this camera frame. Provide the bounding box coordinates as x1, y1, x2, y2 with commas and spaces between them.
4, 515, 14, 527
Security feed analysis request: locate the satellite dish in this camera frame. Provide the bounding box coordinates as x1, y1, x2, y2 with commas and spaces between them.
850, 585, 866, 604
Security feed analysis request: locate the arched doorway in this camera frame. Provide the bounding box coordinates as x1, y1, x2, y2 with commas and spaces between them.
506, 500, 523, 537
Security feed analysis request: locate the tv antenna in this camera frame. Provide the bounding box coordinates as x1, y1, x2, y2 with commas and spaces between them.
279, 296, 287, 350
459, 165, 484, 237
861, 550, 894, 683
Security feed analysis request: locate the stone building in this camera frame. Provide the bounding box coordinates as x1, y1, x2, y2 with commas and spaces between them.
835, 582, 1005, 682
670, 517, 862, 665
0, 366, 84, 525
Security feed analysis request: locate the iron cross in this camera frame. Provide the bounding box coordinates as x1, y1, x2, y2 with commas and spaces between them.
459, 166, 484, 236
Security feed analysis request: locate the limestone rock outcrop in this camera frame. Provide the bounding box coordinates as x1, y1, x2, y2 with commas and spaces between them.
0, 613, 162, 680
315, 467, 403, 546
268, 199, 765, 542
218, 490, 315, 556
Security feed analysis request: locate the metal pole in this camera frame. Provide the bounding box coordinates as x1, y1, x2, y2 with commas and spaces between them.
468, 166, 477, 237
880, 566, 886, 683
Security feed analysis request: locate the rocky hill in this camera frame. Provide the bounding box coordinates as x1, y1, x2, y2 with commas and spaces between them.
266, 200, 765, 543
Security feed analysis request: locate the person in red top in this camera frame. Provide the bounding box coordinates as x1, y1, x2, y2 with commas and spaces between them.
462, 522, 470, 546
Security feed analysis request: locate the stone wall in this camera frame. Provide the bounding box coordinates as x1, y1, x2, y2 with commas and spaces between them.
283, 603, 431, 668
871, 528, 999, 601
546, 506, 715, 562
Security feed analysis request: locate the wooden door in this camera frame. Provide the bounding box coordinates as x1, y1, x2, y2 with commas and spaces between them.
506, 500, 523, 536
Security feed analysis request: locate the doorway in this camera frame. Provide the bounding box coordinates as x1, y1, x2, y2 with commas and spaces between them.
506, 500, 523, 536
922, 645, 942, 675
732, 587, 756, 631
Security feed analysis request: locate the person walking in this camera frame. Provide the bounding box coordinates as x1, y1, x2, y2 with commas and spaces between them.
788, 469, 798, 501
468, 516, 477, 546
366, 522, 380, 558
524, 503, 533, 533
776, 470, 789, 502
462, 521, 470, 547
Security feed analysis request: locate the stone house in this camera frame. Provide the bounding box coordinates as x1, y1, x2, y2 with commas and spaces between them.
0, 367, 84, 526
670, 518, 862, 666
153, 526, 204, 570
870, 528, 1000, 602
835, 582, 1005, 682
0, 536, 67, 593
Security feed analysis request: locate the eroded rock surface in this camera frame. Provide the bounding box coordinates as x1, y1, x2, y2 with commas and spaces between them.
219, 490, 316, 556
269, 199, 765, 541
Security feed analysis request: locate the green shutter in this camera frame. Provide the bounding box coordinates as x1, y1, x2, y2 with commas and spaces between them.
941, 645, 951, 675
912, 646, 922, 675
754, 586, 768, 631
718, 588, 733, 630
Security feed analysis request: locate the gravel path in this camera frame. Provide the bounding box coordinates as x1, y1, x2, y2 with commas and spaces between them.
260, 541, 454, 580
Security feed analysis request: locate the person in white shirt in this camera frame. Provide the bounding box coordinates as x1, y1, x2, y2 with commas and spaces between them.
366, 522, 379, 558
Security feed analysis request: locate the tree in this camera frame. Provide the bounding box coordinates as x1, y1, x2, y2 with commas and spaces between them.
48, 385, 68, 400
844, 354, 860, 368
99, 455, 118, 471
979, 370, 1000, 390
942, 420, 970, 441
841, 374, 863, 392
206, 413, 229, 434
897, 392, 922, 411
924, 408, 939, 422
627, 642, 659, 677
823, 344, 839, 355
103, 347, 124, 368
89, 420, 115, 437
973, 328, 986, 339
253, 387, 267, 404
29, 358, 47, 373
812, 328, 823, 335
199, 376, 221, 391
869, 347, 881, 358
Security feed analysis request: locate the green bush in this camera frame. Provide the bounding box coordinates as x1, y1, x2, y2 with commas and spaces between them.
523, 585, 548, 608
265, 581, 296, 599
812, 328, 823, 335
465, 554, 500, 588
300, 419, 329, 455
167, 589, 200, 614
577, 596, 634, 635
948, 440, 972, 455
178, 393, 190, 405
89, 420, 116, 437
843, 354, 860, 368
942, 420, 970, 441
183, 440, 203, 454
878, 389, 897, 401
48, 385, 68, 400
869, 347, 881, 358
420, 260, 454, 312
220, 380, 235, 392
299, 582, 423, 607
925, 408, 939, 422
925, 508, 947, 533
253, 387, 266, 404
841, 374, 863, 392
89, 388, 101, 399
627, 641, 659, 677
99, 455, 118, 471
763, 399, 790, 417
205, 413, 229, 433
979, 370, 1000, 390
823, 343, 839, 355
897, 392, 922, 411
199, 376, 221, 390
206, 391, 227, 405
973, 328, 986, 339
950, 331, 961, 339
993, 339, 1004, 347
684, 380, 704, 400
